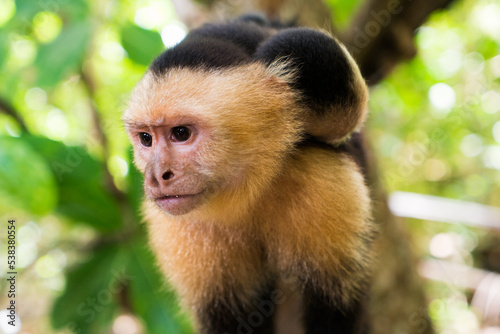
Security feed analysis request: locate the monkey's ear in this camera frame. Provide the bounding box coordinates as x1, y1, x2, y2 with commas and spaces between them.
255, 28, 368, 144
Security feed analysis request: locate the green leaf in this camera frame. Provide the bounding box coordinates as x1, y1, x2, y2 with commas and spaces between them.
0, 33, 8, 69
0, 136, 58, 215
127, 240, 194, 334
23, 135, 122, 232
35, 21, 92, 88
15, 0, 45, 21
15, 0, 88, 22
57, 183, 123, 232
477, 37, 500, 60
51, 244, 130, 334
324, 0, 363, 29
121, 24, 164, 66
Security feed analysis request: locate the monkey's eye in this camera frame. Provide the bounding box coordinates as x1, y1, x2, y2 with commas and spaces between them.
139, 132, 153, 147
171, 126, 191, 142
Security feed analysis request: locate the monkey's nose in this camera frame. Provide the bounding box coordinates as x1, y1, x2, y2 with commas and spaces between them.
162, 171, 174, 180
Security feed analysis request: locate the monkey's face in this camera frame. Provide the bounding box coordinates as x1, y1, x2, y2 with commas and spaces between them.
124, 65, 302, 217
128, 121, 214, 216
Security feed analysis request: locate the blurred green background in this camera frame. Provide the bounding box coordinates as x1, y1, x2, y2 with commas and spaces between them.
0, 0, 499, 333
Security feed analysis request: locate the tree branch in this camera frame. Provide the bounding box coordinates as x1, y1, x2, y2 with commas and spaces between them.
80, 70, 125, 201
171, 0, 332, 29
0, 96, 28, 132
342, 0, 456, 85
170, 0, 210, 28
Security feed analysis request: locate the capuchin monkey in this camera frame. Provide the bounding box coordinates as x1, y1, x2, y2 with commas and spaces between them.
123, 14, 374, 334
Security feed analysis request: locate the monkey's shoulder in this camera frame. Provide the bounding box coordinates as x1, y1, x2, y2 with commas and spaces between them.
293, 133, 367, 173
266, 139, 370, 222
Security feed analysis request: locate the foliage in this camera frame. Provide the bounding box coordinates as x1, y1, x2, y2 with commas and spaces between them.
0, 0, 192, 332
365, 1, 500, 332
369, 1, 500, 204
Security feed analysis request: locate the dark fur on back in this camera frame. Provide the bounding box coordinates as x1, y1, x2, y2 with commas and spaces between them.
255, 28, 354, 114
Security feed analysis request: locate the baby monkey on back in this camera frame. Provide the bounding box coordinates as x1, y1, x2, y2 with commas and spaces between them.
124, 14, 374, 334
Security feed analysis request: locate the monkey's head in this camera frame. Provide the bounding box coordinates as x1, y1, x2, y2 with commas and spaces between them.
124, 63, 302, 218
123, 21, 368, 219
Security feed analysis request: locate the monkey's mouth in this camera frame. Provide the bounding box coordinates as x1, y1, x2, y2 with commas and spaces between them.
157, 194, 194, 199
154, 193, 202, 215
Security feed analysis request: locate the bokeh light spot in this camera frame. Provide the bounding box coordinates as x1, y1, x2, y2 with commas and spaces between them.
32, 11, 63, 43
100, 41, 126, 62
424, 158, 449, 181
35, 254, 62, 278
46, 108, 69, 141
429, 83, 456, 113
112, 314, 142, 334
25, 87, 47, 111
430, 233, 455, 258
483, 146, 500, 170
161, 23, 187, 48
492, 121, 500, 144
460, 134, 483, 157
472, 4, 500, 38
0, 310, 21, 333
481, 91, 500, 114
0, 0, 15, 26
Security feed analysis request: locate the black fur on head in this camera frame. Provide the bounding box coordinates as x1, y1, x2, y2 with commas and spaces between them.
150, 16, 273, 75
150, 36, 251, 74
149, 15, 368, 144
